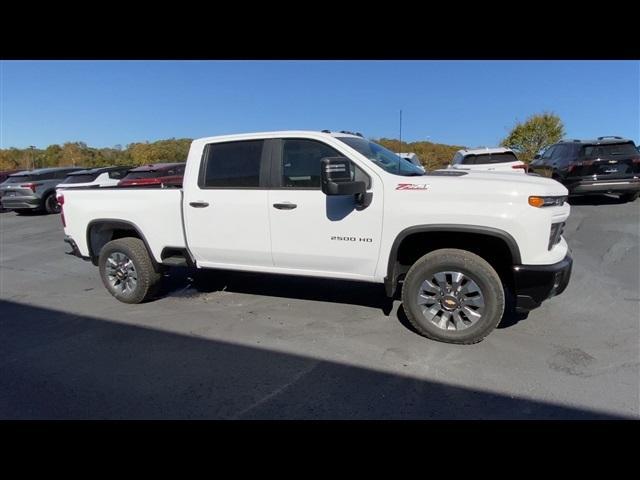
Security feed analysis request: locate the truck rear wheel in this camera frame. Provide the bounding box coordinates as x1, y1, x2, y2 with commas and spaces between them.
620, 192, 639, 203
98, 237, 161, 304
401, 248, 505, 344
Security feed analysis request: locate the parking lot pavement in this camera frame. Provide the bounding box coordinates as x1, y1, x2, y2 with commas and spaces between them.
0, 197, 638, 419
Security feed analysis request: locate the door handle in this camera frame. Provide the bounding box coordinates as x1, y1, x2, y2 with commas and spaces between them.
273, 202, 297, 210
189, 201, 209, 208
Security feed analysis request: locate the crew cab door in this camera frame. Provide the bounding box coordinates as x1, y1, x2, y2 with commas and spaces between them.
183, 139, 273, 268
267, 138, 383, 278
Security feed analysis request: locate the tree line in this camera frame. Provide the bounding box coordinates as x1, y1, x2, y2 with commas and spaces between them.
0, 113, 565, 172
0, 138, 192, 171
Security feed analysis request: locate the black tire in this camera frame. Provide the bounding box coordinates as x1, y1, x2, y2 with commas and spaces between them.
43, 192, 61, 214
401, 248, 505, 344
98, 237, 162, 304
620, 192, 639, 203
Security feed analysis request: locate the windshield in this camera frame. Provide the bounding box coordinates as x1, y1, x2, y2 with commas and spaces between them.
336, 137, 424, 176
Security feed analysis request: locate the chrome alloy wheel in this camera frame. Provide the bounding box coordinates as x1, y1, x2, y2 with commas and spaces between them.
416, 271, 485, 331
105, 252, 138, 294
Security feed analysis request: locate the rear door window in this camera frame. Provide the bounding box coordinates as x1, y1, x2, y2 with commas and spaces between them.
201, 140, 264, 188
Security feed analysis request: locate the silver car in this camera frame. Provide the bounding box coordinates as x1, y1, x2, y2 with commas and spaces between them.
0, 167, 85, 214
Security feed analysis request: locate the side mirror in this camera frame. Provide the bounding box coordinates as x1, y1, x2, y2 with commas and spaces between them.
320, 157, 370, 208
321, 157, 366, 196
533, 154, 541, 160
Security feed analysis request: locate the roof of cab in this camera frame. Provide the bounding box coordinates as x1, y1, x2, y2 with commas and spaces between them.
193, 130, 363, 145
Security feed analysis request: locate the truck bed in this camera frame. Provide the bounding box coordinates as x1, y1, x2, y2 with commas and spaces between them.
60, 187, 186, 262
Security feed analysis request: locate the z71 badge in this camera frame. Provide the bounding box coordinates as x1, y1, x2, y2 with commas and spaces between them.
396, 183, 430, 190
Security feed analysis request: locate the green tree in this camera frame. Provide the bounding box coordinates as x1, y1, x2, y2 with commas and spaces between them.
501, 112, 565, 163
44, 144, 63, 167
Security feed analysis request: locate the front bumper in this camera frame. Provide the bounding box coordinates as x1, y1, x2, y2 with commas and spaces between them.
567, 177, 640, 195
513, 253, 573, 311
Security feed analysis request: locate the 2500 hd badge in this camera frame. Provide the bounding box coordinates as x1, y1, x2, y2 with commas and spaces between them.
331, 236, 373, 242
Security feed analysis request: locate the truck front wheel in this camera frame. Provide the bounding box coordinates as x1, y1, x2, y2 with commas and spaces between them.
402, 248, 505, 344
98, 237, 161, 304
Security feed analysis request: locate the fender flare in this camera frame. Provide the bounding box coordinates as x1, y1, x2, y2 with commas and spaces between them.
86, 219, 159, 268
384, 224, 522, 297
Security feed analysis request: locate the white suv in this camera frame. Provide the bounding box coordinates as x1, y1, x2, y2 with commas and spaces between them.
56, 166, 132, 189
449, 147, 527, 174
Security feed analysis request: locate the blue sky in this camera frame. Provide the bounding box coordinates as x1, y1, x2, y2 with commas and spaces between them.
1, 60, 638, 149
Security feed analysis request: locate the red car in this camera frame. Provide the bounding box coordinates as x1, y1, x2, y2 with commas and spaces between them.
118, 163, 185, 187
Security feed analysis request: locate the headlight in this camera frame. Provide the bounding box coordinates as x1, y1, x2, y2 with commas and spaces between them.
528, 195, 567, 207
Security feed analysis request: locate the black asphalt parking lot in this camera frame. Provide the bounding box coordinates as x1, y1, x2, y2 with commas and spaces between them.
0, 196, 638, 419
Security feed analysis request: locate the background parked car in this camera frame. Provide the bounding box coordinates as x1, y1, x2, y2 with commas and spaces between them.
0, 167, 85, 214
0, 169, 26, 184
57, 166, 133, 189
448, 147, 527, 173
528, 136, 640, 202
398, 152, 426, 172
117, 163, 185, 187
0, 169, 27, 210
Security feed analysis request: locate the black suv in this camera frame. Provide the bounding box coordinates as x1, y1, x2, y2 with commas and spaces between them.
529, 136, 640, 202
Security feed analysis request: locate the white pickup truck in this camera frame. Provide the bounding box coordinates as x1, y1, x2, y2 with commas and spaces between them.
59, 130, 573, 344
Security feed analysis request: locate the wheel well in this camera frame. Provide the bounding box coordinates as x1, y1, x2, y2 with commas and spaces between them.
87, 221, 156, 269
387, 230, 517, 296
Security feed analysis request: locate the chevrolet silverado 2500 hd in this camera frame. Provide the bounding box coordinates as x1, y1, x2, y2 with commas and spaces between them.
59, 130, 572, 344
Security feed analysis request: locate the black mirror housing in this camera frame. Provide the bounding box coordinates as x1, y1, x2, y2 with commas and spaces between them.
320, 157, 366, 197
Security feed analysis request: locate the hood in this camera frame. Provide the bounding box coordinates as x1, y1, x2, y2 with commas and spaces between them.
454, 170, 568, 196
390, 170, 568, 201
